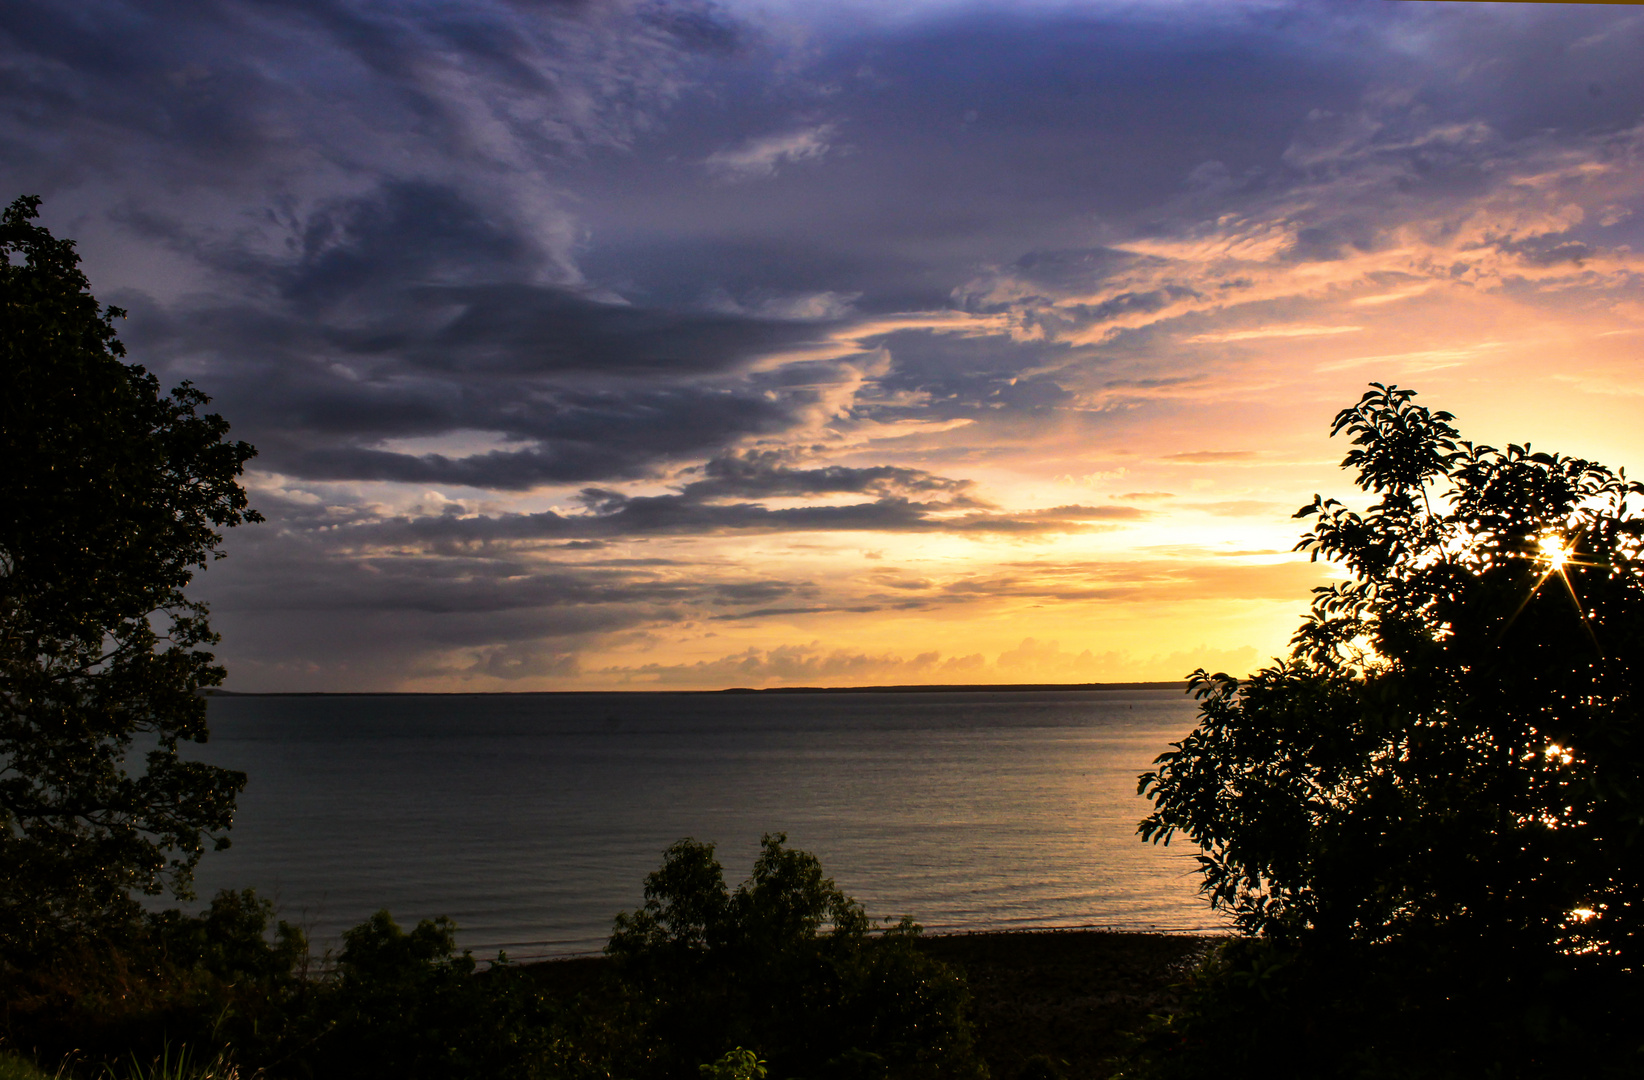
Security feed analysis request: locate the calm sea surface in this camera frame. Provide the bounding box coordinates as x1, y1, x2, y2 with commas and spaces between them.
189, 688, 1224, 958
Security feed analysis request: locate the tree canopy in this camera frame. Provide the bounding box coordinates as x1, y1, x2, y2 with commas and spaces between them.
0, 195, 260, 957
608, 833, 983, 1080
1136, 384, 1644, 1076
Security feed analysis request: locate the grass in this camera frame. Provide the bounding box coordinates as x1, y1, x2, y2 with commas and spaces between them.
102, 1046, 245, 1080
0, 1047, 247, 1080
0, 1053, 57, 1080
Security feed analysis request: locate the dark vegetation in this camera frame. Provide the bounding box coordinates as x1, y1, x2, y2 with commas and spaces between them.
913, 932, 1209, 1080
0, 194, 258, 967
9, 198, 1644, 1077
605, 835, 982, 1079
0, 837, 1005, 1080
0, 851, 1209, 1080
1134, 385, 1644, 1078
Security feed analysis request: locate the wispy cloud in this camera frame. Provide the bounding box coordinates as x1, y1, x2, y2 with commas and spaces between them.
1164, 451, 1258, 464
1184, 325, 1363, 344
704, 124, 838, 181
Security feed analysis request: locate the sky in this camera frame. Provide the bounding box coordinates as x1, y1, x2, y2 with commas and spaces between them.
4, 0, 1644, 691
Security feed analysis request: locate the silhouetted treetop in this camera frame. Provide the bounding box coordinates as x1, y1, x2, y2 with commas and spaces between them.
1135, 382, 1644, 1076
1, 195, 260, 958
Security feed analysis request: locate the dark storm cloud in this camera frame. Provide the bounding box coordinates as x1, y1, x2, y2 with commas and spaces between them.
676, 452, 976, 501
377, 282, 831, 376
0, 3, 278, 171
0, 0, 724, 178
126, 298, 808, 487
273, 182, 540, 305
199, 546, 799, 688
197, 518, 814, 674
180, 181, 834, 379
5, 0, 824, 491
344, 451, 1145, 544
369, 493, 1140, 545
216, 549, 789, 617
110, 180, 839, 486
118, 179, 836, 375
578, 237, 955, 315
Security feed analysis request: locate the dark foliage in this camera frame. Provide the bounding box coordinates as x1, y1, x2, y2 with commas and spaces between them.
0, 890, 309, 1069
1133, 384, 1644, 1078
4, 840, 985, 1080
607, 833, 984, 1080
304, 911, 606, 1080
3, 897, 611, 1080
0, 196, 260, 964
912, 931, 1210, 1079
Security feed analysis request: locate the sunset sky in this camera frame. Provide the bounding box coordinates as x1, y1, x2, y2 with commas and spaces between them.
5, 0, 1643, 691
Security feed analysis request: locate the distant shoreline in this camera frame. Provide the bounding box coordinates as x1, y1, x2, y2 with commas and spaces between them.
203, 680, 1189, 697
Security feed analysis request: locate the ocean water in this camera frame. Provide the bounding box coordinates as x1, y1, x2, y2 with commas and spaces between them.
188, 688, 1225, 958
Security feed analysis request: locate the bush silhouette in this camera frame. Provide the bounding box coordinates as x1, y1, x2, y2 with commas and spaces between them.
609, 833, 984, 1080
1136, 384, 1644, 1078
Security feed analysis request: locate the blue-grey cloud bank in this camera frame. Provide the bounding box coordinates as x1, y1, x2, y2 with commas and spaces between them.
6, 1, 1643, 689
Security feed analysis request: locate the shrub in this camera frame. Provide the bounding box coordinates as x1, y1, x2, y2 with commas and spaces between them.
609, 833, 985, 1080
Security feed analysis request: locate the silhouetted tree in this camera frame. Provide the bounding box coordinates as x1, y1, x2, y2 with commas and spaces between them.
1136, 384, 1644, 1077
609, 833, 984, 1080
0, 195, 260, 962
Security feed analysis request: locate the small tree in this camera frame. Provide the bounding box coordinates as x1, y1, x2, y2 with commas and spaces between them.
609, 834, 984, 1080
0, 196, 260, 959
1137, 384, 1644, 1075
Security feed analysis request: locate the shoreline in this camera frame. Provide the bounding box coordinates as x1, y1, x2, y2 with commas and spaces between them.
521, 926, 1220, 1077
494, 921, 1229, 963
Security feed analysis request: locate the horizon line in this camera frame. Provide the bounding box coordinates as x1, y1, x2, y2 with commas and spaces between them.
204, 680, 1191, 698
